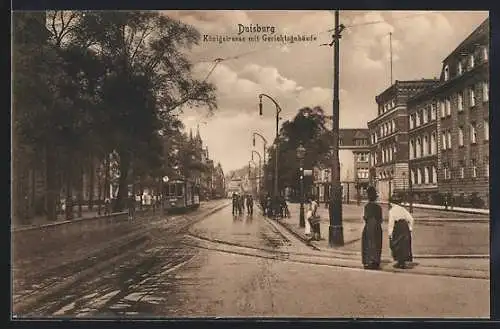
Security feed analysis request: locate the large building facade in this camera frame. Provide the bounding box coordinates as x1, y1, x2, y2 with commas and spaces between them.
404, 18, 489, 207
436, 18, 489, 206
368, 80, 439, 202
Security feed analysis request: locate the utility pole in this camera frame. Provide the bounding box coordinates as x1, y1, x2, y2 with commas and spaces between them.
329, 10, 345, 247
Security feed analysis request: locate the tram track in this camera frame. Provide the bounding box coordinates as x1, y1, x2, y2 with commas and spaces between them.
13, 201, 229, 316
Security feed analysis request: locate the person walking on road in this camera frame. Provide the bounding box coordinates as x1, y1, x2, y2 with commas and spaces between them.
388, 197, 414, 269
246, 194, 254, 215
232, 193, 239, 215
361, 186, 383, 270
238, 194, 244, 215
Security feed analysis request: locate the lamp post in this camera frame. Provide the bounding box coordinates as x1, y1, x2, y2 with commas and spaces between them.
259, 94, 282, 201
251, 150, 262, 195
408, 165, 414, 213
402, 171, 406, 204
296, 143, 306, 228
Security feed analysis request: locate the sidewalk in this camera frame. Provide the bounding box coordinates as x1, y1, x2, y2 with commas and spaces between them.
280, 203, 489, 258
12, 207, 101, 231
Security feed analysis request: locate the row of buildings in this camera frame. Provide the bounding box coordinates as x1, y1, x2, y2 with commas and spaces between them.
312, 18, 489, 209
368, 18, 489, 207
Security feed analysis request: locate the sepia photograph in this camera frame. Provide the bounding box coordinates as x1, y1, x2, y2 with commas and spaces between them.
11, 10, 490, 318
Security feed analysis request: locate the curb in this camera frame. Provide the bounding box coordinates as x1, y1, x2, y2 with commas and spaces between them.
277, 218, 490, 261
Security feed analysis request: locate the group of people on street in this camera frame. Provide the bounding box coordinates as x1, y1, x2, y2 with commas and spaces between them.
232, 192, 254, 215
362, 186, 414, 270
260, 193, 290, 219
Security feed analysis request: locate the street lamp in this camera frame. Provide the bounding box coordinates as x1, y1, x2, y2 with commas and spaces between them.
296, 143, 306, 228
258, 93, 282, 202
251, 150, 262, 195
253, 132, 268, 191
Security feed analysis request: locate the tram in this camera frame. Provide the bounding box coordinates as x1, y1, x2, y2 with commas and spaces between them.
162, 178, 200, 213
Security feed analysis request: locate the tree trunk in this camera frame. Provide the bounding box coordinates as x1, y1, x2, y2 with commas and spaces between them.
45, 145, 58, 222
115, 150, 130, 212
64, 156, 74, 220
89, 155, 95, 211
77, 158, 83, 218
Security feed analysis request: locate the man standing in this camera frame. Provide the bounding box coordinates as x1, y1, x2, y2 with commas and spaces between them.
232, 193, 238, 215
388, 197, 414, 269
246, 194, 254, 215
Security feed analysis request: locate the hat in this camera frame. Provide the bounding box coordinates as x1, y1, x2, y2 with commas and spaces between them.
389, 195, 402, 204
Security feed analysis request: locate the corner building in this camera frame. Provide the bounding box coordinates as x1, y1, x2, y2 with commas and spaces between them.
368, 80, 438, 202
435, 18, 489, 205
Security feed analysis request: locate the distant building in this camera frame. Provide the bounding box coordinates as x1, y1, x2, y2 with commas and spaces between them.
314, 128, 370, 203
368, 79, 439, 202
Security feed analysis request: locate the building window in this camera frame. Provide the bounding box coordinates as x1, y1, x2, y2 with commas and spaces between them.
458, 127, 464, 146
431, 103, 437, 121
431, 132, 437, 155
424, 167, 430, 184
470, 87, 476, 107
440, 101, 446, 118
471, 159, 477, 178
457, 92, 463, 112
483, 46, 488, 61
483, 82, 489, 102
443, 166, 449, 180
444, 65, 449, 81
459, 161, 465, 179
410, 169, 415, 185
409, 139, 414, 159
417, 168, 422, 184
457, 61, 463, 75
441, 132, 446, 150
484, 120, 489, 141
416, 112, 421, 127
432, 166, 437, 184
470, 123, 477, 144
447, 130, 452, 150
391, 120, 396, 133
469, 54, 475, 69
393, 145, 397, 160
423, 107, 428, 124
359, 153, 368, 162
379, 126, 383, 137
445, 98, 451, 116
423, 135, 429, 156
416, 137, 422, 158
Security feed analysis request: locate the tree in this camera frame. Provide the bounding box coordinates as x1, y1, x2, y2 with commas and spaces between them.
69, 11, 217, 211
266, 107, 331, 194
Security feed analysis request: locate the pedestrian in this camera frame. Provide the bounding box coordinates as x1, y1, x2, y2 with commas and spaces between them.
307, 196, 320, 240
246, 194, 254, 215
232, 193, 238, 215
281, 196, 290, 218
388, 196, 414, 269
361, 186, 383, 270
265, 194, 272, 218
238, 194, 244, 215
305, 196, 313, 236
104, 197, 111, 216
128, 196, 135, 220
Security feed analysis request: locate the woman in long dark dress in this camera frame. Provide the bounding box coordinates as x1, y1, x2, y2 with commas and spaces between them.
361, 186, 383, 270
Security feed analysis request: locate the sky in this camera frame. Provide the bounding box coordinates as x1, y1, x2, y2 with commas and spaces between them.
164, 10, 488, 173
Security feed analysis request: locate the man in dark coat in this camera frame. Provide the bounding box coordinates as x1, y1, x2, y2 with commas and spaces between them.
246, 194, 254, 215
232, 193, 239, 215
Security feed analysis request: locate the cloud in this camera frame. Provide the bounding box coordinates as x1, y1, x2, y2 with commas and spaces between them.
171, 10, 488, 172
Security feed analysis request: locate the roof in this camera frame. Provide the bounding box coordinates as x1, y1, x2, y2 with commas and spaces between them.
442, 18, 489, 64
339, 128, 369, 146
